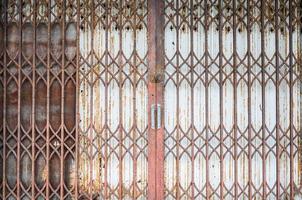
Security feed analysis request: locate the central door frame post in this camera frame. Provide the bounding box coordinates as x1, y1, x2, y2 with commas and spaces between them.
147, 0, 165, 199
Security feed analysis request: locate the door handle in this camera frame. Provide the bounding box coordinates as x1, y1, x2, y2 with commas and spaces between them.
151, 104, 161, 130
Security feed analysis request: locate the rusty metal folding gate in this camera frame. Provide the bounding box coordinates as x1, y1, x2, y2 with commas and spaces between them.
0, 0, 301, 200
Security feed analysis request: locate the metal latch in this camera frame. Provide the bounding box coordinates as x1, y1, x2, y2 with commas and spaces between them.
151, 104, 161, 129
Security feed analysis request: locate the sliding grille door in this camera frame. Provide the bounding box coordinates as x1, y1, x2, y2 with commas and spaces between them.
78, 1, 149, 199
1, 0, 78, 199
163, 0, 301, 199
0, 0, 301, 200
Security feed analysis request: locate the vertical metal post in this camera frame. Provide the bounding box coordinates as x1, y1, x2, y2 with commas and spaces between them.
75, 0, 80, 198
60, 1, 66, 199
46, 0, 50, 198
218, 0, 224, 198
1, 0, 7, 199
189, 0, 194, 199
260, 0, 267, 198
31, 1, 36, 199
204, 0, 210, 199
132, 1, 138, 199
89, 1, 94, 198
274, 0, 280, 198
246, 0, 252, 199
104, 0, 109, 198
289, 0, 294, 198
147, 0, 164, 199
232, 0, 238, 198
17, 1, 22, 198
118, 1, 123, 199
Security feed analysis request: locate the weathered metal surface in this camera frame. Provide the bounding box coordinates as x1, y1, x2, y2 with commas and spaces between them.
147, 0, 165, 199
78, 0, 149, 199
163, 0, 301, 199
0, 0, 301, 200
1, 0, 78, 199
0, 1, 4, 199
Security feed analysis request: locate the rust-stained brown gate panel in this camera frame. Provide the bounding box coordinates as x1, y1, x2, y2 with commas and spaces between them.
1, 0, 78, 199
